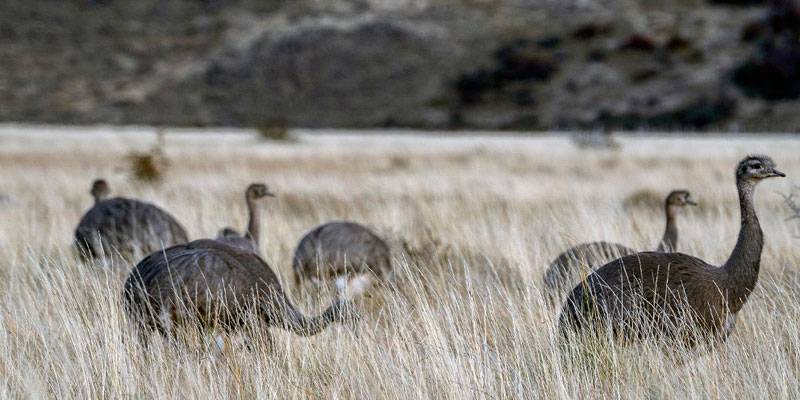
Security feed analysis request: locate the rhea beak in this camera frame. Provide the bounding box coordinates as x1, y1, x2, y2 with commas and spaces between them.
686, 199, 698, 206
265, 191, 276, 197
770, 169, 786, 178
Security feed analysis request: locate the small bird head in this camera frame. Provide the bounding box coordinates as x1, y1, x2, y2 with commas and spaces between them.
216, 227, 241, 240
666, 190, 697, 208
737, 155, 786, 182
90, 179, 110, 202
246, 183, 275, 201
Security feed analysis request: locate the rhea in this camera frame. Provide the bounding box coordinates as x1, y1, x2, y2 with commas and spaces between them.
293, 221, 392, 297
543, 190, 697, 296
215, 183, 274, 253
123, 239, 357, 344
558, 156, 785, 345
74, 179, 188, 261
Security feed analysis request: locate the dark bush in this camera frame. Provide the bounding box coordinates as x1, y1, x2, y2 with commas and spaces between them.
587, 49, 608, 62
733, 0, 800, 99
536, 36, 562, 49
596, 96, 737, 129
733, 54, 800, 99
456, 70, 496, 104
572, 23, 614, 40
665, 35, 691, 51
456, 39, 559, 105
630, 68, 660, 83
741, 21, 766, 42
256, 121, 293, 141
494, 47, 558, 82
511, 89, 535, 106
619, 34, 657, 52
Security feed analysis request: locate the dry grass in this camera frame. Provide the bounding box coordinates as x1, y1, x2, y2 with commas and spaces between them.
0, 126, 799, 398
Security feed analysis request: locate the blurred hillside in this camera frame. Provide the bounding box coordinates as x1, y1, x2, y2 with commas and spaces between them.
2, 0, 799, 131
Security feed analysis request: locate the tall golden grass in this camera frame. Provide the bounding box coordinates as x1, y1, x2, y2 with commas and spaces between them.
0, 126, 798, 398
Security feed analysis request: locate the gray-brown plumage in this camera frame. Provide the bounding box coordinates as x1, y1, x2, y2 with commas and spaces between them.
543, 190, 696, 296
215, 183, 274, 253
74, 179, 188, 261
293, 221, 391, 296
123, 239, 355, 339
559, 156, 785, 345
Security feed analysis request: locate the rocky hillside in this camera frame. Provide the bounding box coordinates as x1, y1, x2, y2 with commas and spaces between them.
2, 0, 799, 131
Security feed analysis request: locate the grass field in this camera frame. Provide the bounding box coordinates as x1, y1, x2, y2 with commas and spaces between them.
0, 125, 799, 398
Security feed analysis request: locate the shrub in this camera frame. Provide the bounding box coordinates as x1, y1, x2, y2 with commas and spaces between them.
619, 34, 657, 52
256, 122, 293, 141
127, 131, 169, 183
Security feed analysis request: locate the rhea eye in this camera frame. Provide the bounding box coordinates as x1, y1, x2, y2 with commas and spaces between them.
752, 163, 762, 169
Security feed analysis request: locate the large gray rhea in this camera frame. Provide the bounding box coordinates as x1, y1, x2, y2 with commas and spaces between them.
292, 221, 392, 298
123, 239, 357, 343
558, 155, 785, 345
74, 179, 188, 261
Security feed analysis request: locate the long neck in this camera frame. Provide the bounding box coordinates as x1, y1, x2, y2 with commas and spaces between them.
92, 191, 107, 204
277, 298, 342, 337
656, 205, 678, 252
245, 198, 260, 246
722, 179, 763, 313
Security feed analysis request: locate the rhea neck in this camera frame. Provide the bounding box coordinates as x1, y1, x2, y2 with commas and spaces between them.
244, 196, 261, 246
92, 192, 108, 205
656, 203, 679, 252
722, 178, 763, 313
279, 298, 345, 336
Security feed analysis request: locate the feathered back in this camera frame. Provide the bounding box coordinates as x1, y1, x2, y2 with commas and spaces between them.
293, 221, 392, 281
75, 197, 188, 261
543, 241, 636, 295
215, 228, 259, 253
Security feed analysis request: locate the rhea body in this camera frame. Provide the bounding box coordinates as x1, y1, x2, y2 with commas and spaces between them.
558, 156, 785, 344
123, 239, 355, 340
543, 190, 696, 295
74, 179, 188, 261
293, 221, 391, 297
215, 183, 274, 253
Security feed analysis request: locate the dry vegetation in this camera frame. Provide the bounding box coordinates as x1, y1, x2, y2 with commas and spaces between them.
0, 126, 799, 398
